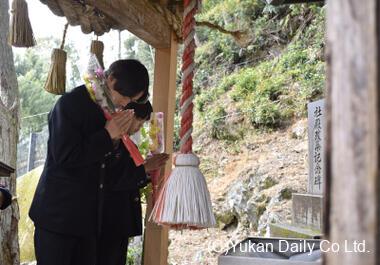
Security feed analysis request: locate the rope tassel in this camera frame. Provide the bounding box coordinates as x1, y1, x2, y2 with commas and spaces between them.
45, 23, 68, 95
149, 154, 216, 229
149, 0, 216, 230
90, 39, 105, 69
8, 0, 36, 47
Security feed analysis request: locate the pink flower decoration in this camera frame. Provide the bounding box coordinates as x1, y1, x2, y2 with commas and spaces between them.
95, 68, 104, 78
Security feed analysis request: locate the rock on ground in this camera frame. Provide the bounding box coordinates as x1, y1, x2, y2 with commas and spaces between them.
167, 119, 308, 265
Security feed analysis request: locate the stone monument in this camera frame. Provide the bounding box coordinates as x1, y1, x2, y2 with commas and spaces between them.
307, 99, 325, 195
270, 99, 325, 238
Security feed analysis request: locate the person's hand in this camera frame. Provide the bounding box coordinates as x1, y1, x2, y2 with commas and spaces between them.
144, 153, 170, 172
105, 110, 134, 140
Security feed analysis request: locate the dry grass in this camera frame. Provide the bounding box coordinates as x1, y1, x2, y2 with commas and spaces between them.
17, 166, 42, 262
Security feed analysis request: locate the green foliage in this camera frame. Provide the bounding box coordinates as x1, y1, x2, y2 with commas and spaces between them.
15, 47, 56, 136
194, 2, 325, 130
137, 125, 153, 204
245, 98, 282, 127
231, 42, 324, 127
15, 38, 82, 136
137, 126, 150, 158
194, 0, 267, 90
209, 105, 227, 139
207, 105, 241, 141
126, 241, 142, 265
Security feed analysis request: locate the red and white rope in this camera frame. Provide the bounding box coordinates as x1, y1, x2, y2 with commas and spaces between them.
179, 0, 201, 154
148, 0, 217, 230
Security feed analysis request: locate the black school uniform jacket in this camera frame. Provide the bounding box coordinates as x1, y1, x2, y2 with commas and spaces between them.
29, 85, 150, 236
101, 142, 150, 238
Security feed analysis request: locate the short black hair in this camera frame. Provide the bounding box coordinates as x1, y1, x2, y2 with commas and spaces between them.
124, 101, 153, 121
105, 59, 149, 100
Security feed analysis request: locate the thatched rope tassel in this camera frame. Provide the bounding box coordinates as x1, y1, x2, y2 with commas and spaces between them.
90, 39, 105, 69
8, 0, 36, 47
60, 23, 68, 50
45, 23, 69, 95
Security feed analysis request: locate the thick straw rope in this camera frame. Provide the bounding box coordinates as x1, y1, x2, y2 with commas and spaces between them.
8, 0, 36, 47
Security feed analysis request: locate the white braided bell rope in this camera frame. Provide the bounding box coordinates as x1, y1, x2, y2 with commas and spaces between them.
149, 154, 216, 228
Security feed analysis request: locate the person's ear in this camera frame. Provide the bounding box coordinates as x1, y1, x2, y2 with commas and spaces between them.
107, 75, 117, 91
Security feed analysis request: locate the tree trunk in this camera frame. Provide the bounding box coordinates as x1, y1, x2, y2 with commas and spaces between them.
0, 1, 21, 264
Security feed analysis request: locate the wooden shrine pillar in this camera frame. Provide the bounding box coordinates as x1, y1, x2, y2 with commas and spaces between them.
325, 0, 379, 265
143, 32, 178, 265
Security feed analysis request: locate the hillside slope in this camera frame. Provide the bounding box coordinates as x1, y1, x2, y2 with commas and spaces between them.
168, 120, 309, 264
168, 1, 325, 264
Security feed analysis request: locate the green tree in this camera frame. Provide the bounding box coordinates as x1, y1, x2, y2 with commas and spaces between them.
124, 35, 155, 86
14, 38, 82, 136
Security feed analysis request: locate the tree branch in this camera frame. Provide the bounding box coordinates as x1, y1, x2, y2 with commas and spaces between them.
196, 20, 247, 43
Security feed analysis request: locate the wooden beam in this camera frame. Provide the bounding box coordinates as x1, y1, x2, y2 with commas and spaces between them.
0, 161, 14, 177
86, 0, 172, 48
265, 0, 324, 5
325, 0, 379, 265
143, 32, 178, 265
160, 0, 170, 5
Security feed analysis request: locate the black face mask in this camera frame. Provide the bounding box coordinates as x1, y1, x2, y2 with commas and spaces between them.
123, 104, 151, 121
120, 93, 149, 108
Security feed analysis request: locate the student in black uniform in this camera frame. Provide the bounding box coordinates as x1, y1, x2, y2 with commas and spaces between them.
0, 186, 12, 210
29, 59, 153, 265
97, 100, 169, 265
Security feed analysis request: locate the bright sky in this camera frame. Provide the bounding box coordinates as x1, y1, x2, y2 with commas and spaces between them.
11, 0, 132, 74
